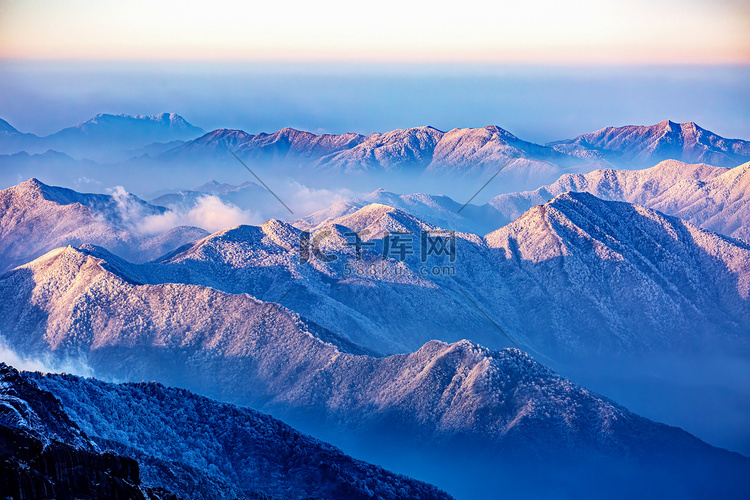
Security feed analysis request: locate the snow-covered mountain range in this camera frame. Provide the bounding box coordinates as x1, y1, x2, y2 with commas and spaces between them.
296, 159, 750, 241
488, 159, 750, 242
0, 113, 204, 161
158, 125, 594, 192
1, 238, 747, 498
3, 177, 748, 357
0, 179, 208, 273
3, 115, 748, 197
160, 120, 750, 175
1, 118, 749, 499
550, 120, 750, 168
1, 191, 749, 496
85, 193, 747, 358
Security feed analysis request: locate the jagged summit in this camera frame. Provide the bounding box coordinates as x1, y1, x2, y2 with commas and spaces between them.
15, 176, 45, 191
551, 120, 750, 167
82, 112, 192, 125
488, 159, 749, 241
196, 128, 252, 141
59, 113, 204, 140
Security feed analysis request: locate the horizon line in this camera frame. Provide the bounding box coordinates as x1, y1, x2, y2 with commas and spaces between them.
2, 56, 749, 67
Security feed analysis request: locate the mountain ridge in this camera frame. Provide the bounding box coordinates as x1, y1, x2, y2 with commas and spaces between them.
0, 113, 205, 160
1, 194, 749, 497
489, 159, 750, 242
0, 178, 208, 273
550, 120, 750, 167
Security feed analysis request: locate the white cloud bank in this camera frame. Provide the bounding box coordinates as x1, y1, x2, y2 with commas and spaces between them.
106, 181, 355, 237
138, 195, 263, 235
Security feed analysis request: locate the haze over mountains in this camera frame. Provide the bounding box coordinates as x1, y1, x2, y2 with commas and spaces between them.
2, 113, 749, 197
295, 159, 750, 240
0, 113, 204, 161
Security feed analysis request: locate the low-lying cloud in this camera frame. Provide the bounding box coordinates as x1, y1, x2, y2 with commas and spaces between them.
105, 180, 355, 237
138, 195, 263, 235
276, 180, 355, 218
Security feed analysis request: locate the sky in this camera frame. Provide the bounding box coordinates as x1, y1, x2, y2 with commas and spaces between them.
0, 0, 748, 64
0, 1, 748, 141
0, 62, 748, 144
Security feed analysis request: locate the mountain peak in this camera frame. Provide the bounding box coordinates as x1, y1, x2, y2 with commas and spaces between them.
83, 112, 195, 127
657, 119, 678, 128
554, 120, 750, 167
484, 124, 515, 135
261, 218, 298, 236
18, 177, 45, 189
12, 177, 50, 199
198, 128, 254, 142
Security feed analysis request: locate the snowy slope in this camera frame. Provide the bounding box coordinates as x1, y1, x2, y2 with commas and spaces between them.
299, 159, 748, 238
649, 162, 750, 242
488, 160, 750, 241
162, 127, 365, 163
0, 243, 368, 356
0, 241, 742, 448
485, 191, 750, 348
550, 120, 750, 167
317, 126, 444, 171
31, 371, 453, 500
139, 215, 492, 353
31, 344, 750, 500
0, 363, 93, 450
0, 363, 180, 500
2, 362, 450, 500
2, 285, 748, 499
128, 194, 750, 356
0, 228, 748, 497
3, 190, 749, 358
0, 179, 208, 273
425, 125, 580, 184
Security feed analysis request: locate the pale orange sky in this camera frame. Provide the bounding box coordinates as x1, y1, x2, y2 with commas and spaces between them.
0, 0, 748, 63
